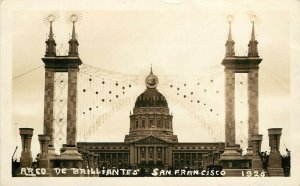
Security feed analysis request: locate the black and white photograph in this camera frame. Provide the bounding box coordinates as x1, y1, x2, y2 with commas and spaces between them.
1, 0, 300, 185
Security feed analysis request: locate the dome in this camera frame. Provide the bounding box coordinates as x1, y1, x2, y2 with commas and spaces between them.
135, 88, 168, 108
134, 67, 168, 108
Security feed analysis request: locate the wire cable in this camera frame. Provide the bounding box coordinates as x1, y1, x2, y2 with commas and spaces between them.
13, 65, 43, 80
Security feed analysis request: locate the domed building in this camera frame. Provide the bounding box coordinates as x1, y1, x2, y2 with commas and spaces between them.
77, 69, 224, 170
124, 68, 178, 144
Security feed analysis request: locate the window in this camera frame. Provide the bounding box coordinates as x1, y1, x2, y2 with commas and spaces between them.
157, 119, 161, 128
135, 120, 139, 128
164, 120, 168, 128
142, 120, 145, 128
150, 119, 154, 127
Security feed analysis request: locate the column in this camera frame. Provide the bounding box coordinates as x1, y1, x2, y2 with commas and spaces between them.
251, 134, 263, 170
183, 153, 186, 166
38, 134, 50, 169
225, 69, 235, 147
154, 147, 157, 164
162, 147, 165, 164
129, 145, 136, 166
268, 128, 284, 176
116, 153, 119, 166
19, 128, 34, 168
137, 147, 140, 165
110, 153, 113, 165
43, 69, 55, 148
66, 69, 79, 146
145, 147, 148, 163
248, 69, 259, 148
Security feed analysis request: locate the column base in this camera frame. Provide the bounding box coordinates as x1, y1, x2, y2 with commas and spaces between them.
48, 147, 57, 157
219, 146, 251, 169
246, 147, 254, 156
38, 158, 49, 169
60, 147, 82, 160
251, 156, 263, 170
269, 168, 284, 177
268, 151, 284, 176
220, 147, 242, 160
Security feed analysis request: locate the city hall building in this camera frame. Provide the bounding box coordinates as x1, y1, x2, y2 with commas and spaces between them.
77, 69, 225, 169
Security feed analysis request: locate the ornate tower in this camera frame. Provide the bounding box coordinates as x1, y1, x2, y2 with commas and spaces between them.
220, 20, 262, 170
41, 14, 82, 170
125, 68, 177, 168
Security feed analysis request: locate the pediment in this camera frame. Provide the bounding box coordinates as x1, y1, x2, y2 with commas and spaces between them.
135, 135, 168, 144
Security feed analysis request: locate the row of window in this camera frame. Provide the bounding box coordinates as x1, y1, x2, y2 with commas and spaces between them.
130, 118, 172, 129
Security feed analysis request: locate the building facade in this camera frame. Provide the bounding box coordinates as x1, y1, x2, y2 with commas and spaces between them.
78, 69, 225, 170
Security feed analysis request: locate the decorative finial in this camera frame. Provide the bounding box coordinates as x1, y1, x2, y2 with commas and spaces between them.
225, 15, 235, 57
68, 14, 80, 56
145, 65, 159, 89
150, 64, 153, 74
251, 21, 255, 40
44, 14, 57, 57
248, 15, 259, 57
226, 15, 234, 41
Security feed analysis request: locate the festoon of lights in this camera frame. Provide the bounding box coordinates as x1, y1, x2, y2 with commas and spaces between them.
160, 68, 225, 142
77, 64, 139, 142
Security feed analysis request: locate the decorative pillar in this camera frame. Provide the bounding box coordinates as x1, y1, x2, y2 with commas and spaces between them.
19, 128, 34, 168
154, 147, 157, 164
38, 135, 50, 170
268, 128, 284, 176
129, 144, 135, 166
162, 147, 165, 165
145, 147, 148, 163
251, 134, 263, 170
61, 68, 82, 162
43, 69, 56, 155
66, 68, 79, 147
248, 69, 259, 150
137, 147, 140, 165
225, 69, 236, 147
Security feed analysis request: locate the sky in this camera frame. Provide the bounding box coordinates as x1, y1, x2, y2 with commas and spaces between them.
9, 1, 292, 159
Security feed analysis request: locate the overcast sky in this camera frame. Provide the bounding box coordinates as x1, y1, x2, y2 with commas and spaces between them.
10, 1, 292, 159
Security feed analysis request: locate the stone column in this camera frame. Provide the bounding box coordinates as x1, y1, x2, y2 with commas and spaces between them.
66, 69, 79, 147
162, 147, 165, 164
129, 144, 135, 166
154, 147, 157, 164
19, 128, 34, 168
166, 146, 172, 167
225, 69, 235, 147
268, 128, 284, 176
145, 147, 148, 163
93, 154, 99, 169
248, 69, 259, 149
251, 134, 263, 170
38, 135, 50, 170
61, 68, 82, 162
220, 69, 242, 163
137, 147, 140, 165
43, 69, 55, 154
